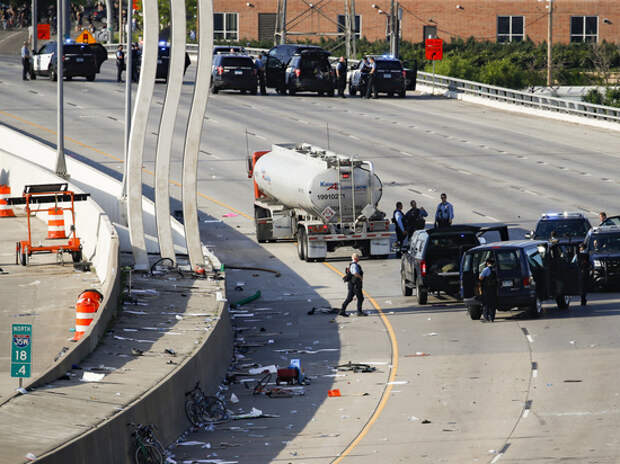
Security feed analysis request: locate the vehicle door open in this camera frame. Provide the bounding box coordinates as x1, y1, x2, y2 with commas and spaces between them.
477, 225, 509, 242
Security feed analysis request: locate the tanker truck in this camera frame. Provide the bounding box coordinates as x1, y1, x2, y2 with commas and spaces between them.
248, 143, 392, 261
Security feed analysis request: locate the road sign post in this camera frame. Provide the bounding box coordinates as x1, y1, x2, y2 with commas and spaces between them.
11, 324, 32, 387
425, 38, 443, 95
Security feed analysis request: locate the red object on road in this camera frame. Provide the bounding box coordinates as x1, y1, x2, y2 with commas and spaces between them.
425, 38, 443, 61
328, 389, 341, 397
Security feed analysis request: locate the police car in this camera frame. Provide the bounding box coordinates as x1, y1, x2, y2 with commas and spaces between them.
348, 55, 406, 98
32, 41, 98, 81
526, 212, 591, 247
584, 225, 620, 290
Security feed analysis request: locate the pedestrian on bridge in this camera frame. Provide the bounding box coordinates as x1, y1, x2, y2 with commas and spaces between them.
392, 201, 406, 253
255, 53, 266, 95
20, 41, 31, 80
115, 44, 125, 82
479, 257, 498, 322
364, 56, 377, 99
434, 193, 454, 228
576, 243, 591, 306
336, 56, 347, 98
405, 200, 428, 240
339, 253, 367, 317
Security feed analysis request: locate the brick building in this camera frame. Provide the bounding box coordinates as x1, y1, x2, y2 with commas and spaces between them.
213, 0, 619, 45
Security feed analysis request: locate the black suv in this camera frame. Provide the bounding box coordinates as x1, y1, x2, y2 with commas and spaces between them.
88, 42, 108, 73
401, 225, 508, 304
135, 43, 191, 82
526, 212, 591, 256
349, 55, 406, 98
265, 44, 328, 94
32, 42, 98, 81
211, 54, 258, 94
584, 225, 620, 289
461, 240, 580, 319
285, 50, 335, 96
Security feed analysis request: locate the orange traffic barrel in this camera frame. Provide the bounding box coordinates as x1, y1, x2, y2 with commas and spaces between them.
47, 207, 66, 239
0, 185, 15, 217
71, 290, 103, 341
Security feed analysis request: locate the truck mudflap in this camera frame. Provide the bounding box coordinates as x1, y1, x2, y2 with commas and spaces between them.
306, 240, 327, 259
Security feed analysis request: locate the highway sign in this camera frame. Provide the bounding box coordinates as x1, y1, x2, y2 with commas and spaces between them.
37, 24, 50, 41
11, 324, 32, 378
425, 38, 443, 61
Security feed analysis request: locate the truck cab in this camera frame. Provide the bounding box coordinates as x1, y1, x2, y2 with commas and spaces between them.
401, 224, 508, 304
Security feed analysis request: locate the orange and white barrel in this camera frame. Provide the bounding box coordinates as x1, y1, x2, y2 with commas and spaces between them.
47, 207, 66, 239
71, 292, 101, 341
0, 185, 15, 217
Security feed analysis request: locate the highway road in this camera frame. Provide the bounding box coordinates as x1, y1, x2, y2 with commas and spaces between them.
2, 54, 620, 463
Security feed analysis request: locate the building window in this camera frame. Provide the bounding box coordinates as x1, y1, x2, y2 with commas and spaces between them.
570, 16, 598, 42
423, 25, 437, 41
214, 12, 238, 40
497, 16, 524, 42
337, 14, 361, 39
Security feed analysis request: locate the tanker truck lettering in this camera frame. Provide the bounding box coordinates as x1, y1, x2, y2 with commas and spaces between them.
249, 143, 393, 262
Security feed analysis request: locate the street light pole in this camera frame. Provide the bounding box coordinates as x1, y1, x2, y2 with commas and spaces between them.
122, 0, 133, 198
55, 0, 67, 178
546, 0, 553, 86
32, 0, 37, 53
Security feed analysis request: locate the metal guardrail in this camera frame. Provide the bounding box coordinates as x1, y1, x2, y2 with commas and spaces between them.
417, 71, 620, 123
103, 42, 267, 56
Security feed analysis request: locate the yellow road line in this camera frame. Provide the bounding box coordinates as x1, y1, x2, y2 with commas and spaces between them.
322, 261, 399, 463
2, 107, 396, 459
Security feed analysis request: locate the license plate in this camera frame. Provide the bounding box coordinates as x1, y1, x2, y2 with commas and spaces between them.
234, 70, 243, 75
502, 280, 513, 287
76, 57, 83, 62
383, 73, 391, 78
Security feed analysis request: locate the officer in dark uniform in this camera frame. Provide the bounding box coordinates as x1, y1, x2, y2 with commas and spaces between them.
131, 43, 139, 82
392, 201, 406, 254
339, 253, 367, 317
479, 257, 498, 322
576, 243, 591, 306
336, 56, 347, 98
364, 56, 377, 99
115, 44, 125, 82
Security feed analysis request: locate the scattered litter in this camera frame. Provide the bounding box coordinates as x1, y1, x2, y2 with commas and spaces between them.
131, 289, 158, 295
384, 300, 392, 304
131, 348, 144, 356
231, 407, 279, 420
421, 419, 431, 424
81, 372, 105, 382
424, 332, 439, 337
165, 458, 177, 464
387, 380, 408, 385
24, 453, 37, 461
249, 365, 277, 375
123, 310, 147, 315
336, 362, 376, 373
165, 348, 176, 356
21, 280, 41, 287
175, 315, 184, 320
222, 213, 239, 218
235, 282, 246, 287
570, 340, 576, 345
564, 379, 583, 383
282, 292, 293, 296
123, 328, 138, 332
203, 219, 223, 223
216, 292, 227, 302
408, 416, 419, 422
274, 348, 338, 355
230, 393, 239, 403
405, 352, 431, 357
178, 441, 207, 446
268, 339, 275, 344
328, 389, 341, 397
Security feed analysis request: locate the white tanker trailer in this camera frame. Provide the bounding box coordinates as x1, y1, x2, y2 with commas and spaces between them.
248, 143, 392, 261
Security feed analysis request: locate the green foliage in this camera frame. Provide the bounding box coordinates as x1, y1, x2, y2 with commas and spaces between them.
584, 89, 604, 105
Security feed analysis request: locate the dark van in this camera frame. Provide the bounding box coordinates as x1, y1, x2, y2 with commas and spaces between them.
265, 44, 328, 94
285, 50, 335, 96
461, 240, 580, 319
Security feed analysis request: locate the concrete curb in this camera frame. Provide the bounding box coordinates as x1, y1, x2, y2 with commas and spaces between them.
416, 83, 620, 133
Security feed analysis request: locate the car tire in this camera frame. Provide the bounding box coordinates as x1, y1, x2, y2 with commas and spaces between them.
556, 294, 570, 309
86, 74, 95, 81
416, 278, 428, 305
468, 305, 482, 320
527, 297, 543, 318
401, 272, 412, 296
49, 66, 57, 81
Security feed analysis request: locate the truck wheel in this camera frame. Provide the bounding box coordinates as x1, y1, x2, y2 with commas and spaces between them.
302, 231, 311, 263
401, 272, 412, 296
296, 229, 305, 260
416, 278, 428, 305
527, 297, 543, 318
71, 250, 82, 263
556, 294, 570, 309
468, 305, 482, 320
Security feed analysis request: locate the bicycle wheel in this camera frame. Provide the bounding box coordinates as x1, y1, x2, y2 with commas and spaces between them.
202, 396, 228, 423
185, 399, 204, 426
135, 443, 163, 464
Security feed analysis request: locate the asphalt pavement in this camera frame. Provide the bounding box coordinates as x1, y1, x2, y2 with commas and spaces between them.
2, 54, 620, 462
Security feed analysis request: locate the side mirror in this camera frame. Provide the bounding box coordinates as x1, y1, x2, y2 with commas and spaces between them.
478, 237, 487, 245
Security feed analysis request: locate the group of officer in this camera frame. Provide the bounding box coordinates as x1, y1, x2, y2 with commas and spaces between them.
115, 43, 140, 83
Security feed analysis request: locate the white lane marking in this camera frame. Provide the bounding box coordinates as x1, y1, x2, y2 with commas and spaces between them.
486, 216, 499, 221
457, 170, 472, 175
349, 135, 360, 140
400, 151, 413, 157
526, 334, 534, 343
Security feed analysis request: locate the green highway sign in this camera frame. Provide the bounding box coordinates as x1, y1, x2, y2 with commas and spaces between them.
11, 324, 32, 378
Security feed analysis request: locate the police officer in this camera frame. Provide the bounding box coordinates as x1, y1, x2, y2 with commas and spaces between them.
599, 211, 608, 225
336, 56, 347, 98
479, 257, 498, 322
434, 193, 454, 228
364, 56, 377, 99
21, 41, 31, 80
392, 201, 406, 252
405, 200, 428, 240
255, 53, 266, 95
339, 253, 367, 317
576, 243, 591, 306
115, 44, 125, 82
131, 42, 139, 82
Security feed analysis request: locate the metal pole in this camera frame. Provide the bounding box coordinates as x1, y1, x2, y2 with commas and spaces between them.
546, 0, 553, 86
351, 0, 356, 57
32, 0, 37, 53
63, 0, 70, 40
390, 0, 395, 56
344, 0, 350, 60
118, 1, 122, 43
395, 3, 401, 58
280, 0, 287, 44
121, 0, 132, 198
432, 60, 435, 95
105, 0, 113, 43
55, 0, 67, 178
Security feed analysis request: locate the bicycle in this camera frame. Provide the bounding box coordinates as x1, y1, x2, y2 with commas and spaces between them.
185, 381, 229, 426
128, 422, 165, 464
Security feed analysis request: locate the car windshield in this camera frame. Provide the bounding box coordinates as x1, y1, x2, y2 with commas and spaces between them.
534, 219, 589, 239
376, 60, 402, 70
589, 233, 620, 253
428, 233, 478, 250
221, 57, 254, 67
496, 249, 521, 271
